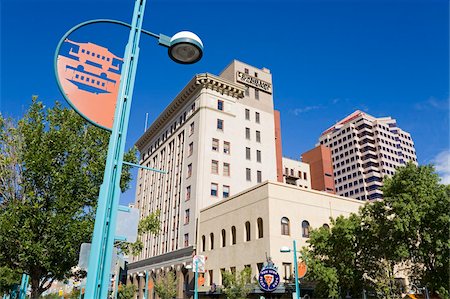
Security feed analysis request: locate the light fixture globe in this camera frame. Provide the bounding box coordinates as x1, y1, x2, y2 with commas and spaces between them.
168, 31, 203, 64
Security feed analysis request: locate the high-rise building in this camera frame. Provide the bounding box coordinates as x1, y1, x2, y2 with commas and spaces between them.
132, 60, 280, 264
318, 110, 417, 200
301, 145, 336, 194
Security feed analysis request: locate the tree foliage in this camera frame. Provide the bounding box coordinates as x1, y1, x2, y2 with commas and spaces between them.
117, 283, 137, 299
154, 271, 177, 299
221, 267, 253, 299
0, 98, 136, 299
305, 163, 450, 299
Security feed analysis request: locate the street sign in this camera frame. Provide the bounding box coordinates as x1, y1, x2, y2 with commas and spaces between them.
298, 261, 307, 279
55, 39, 124, 130
193, 255, 206, 273
78, 243, 118, 273
115, 205, 140, 243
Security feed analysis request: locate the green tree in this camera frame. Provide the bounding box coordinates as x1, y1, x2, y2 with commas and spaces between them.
0, 98, 136, 299
154, 271, 177, 299
221, 267, 253, 299
305, 163, 450, 299
117, 284, 137, 299
0, 266, 22, 297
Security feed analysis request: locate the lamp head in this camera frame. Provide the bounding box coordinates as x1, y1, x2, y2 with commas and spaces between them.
280, 246, 291, 253
138, 272, 144, 277
168, 31, 203, 64
185, 264, 193, 270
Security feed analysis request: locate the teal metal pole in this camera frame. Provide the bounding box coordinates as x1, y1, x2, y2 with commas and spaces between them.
84, 0, 147, 298
194, 259, 199, 299
144, 270, 149, 299
18, 274, 28, 299
293, 240, 300, 299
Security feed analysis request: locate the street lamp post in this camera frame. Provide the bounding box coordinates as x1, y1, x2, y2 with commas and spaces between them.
280, 240, 301, 299
186, 259, 199, 299
53, 1, 204, 298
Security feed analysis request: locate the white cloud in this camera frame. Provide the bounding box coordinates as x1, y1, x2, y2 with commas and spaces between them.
414, 97, 450, 111
432, 150, 450, 184
291, 105, 322, 116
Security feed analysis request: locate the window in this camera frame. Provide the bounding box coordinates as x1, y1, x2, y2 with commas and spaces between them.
209, 270, 213, 285
302, 220, 310, 238
255, 89, 259, 100
217, 119, 224, 130
257, 170, 262, 183
211, 183, 218, 196
187, 164, 192, 178
281, 217, 290, 235
189, 122, 195, 136
246, 168, 251, 181
255, 112, 260, 123
223, 163, 230, 176
186, 186, 191, 201
303, 172, 307, 180
245, 221, 251, 241
256, 150, 261, 162
246, 147, 251, 160
245, 128, 250, 140
245, 87, 249, 97
282, 263, 292, 281
184, 234, 189, 247
256, 131, 261, 142
245, 109, 250, 120
257, 218, 263, 238
184, 209, 190, 224
223, 185, 230, 198
231, 226, 236, 245
211, 160, 219, 174
217, 100, 224, 111
221, 229, 226, 247
224, 141, 230, 154
210, 233, 214, 250
212, 139, 219, 151
188, 142, 194, 156
202, 235, 206, 251
244, 68, 249, 74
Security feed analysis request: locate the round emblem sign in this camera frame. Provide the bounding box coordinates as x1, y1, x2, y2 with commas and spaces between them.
258, 268, 280, 292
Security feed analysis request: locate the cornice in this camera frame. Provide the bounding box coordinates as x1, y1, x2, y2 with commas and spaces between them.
135, 73, 245, 151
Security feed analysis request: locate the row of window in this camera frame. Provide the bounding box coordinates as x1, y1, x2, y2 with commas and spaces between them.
201, 218, 264, 251
245, 127, 261, 142
210, 183, 230, 198
246, 148, 262, 162
244, 108, 261, 123
284, 168, 308, 180
211, 160, 230, 176
246, 168, 262, 183
212, 139, 231, 153
80, 48, 111, 61
74, 74, 107, 87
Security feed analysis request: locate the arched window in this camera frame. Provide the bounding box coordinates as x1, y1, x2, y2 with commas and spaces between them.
257, 218, 263, 239
245, 221, 251, 241
201, 235, 206, 252
302, 220, 310, 238
231, 226, 236, 245
210, 233, 214, 250
281, 217, 290, 235
323, 223, 330, 230
221, 229, 226, 247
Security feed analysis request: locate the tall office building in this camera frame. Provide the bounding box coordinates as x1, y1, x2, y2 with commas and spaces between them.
301, 145, 336, 194
318, 110, 417, 200
131, 60, 280, 266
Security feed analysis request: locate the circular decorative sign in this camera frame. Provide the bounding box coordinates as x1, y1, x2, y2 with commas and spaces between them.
56, 38, 123, 130
258, 267, 280, 292
298, 261, 307, 279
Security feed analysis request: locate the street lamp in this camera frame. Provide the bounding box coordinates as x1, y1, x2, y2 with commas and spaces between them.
54, 1, 203, 299
280, 240, 301, 299
409, 284, 430, 299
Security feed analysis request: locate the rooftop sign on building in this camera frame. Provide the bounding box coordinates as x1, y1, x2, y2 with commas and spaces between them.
236, 71, 272, 94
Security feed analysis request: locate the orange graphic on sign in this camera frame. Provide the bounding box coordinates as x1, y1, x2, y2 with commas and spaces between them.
298, 261, 307, 278
56, 39, 123, 130
264, 274, 274, 287
148, 280, 154, 290
198, 274, 205, 287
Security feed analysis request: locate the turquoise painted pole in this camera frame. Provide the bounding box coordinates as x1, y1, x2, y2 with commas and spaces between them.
84, 0, 147, 298
18, 274, 28, 299
194, 259, 199, 299
293, 240, 300, 299
144, 271, 149, 299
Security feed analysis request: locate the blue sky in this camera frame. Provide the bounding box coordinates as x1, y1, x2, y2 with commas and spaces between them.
1, 0, 449, 204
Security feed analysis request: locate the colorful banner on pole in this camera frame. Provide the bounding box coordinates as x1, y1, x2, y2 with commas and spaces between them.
56, 39, 123, 130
